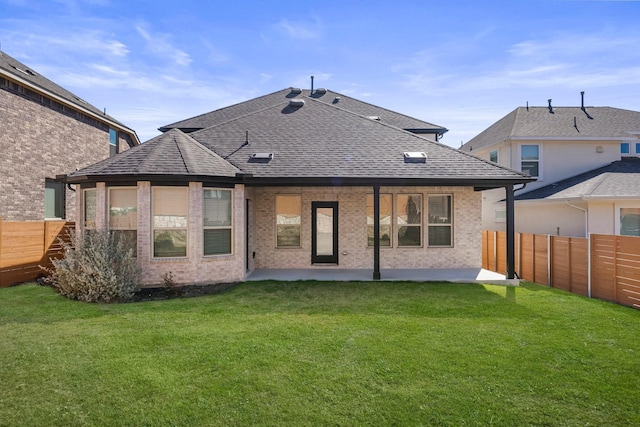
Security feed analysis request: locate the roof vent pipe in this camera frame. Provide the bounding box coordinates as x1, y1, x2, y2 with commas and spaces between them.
581, 91, 593, 119
548, 99, 553, 114
310, 75, 314, 93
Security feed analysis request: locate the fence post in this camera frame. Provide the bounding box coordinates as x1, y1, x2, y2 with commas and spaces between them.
613, 235, 618, 303
0, 215, 3, 283
547, 234, 552, 287
587, 233, 592, 298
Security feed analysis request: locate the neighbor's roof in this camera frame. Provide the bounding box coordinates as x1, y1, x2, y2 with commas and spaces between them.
159, 87, 448, 136
68, 129, 241, 181
0, 50, 138, 142
70, 89, 532, 188
516, 157, 640, 201
461, 106, 640, 152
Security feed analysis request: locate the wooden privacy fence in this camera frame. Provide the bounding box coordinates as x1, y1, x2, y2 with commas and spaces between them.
483, 230, 640, 309
0, 217, 74, 287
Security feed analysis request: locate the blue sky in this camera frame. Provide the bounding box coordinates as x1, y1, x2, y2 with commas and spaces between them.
1, 0, 639, 146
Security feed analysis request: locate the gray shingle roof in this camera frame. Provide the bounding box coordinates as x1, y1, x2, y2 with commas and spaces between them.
159, 87, 447, 136
188, 94, 530, 182
516, 157, 640, 200
69, 89, 532, 187
69, 129, 241, 180
462, 106, 640, 152
0, 50, 135, 135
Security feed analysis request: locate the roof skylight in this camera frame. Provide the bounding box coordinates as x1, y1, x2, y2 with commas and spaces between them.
403, 152, 427, 163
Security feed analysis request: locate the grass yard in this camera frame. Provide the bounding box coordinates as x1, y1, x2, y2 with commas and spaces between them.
1, 281, 639, 426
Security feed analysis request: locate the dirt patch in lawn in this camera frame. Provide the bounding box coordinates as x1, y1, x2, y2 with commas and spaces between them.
132, 282, 240, 302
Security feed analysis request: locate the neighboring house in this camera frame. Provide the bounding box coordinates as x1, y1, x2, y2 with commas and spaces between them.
0, 51, 139, 221
460, 96, 640, 237
65, 88, 532, 286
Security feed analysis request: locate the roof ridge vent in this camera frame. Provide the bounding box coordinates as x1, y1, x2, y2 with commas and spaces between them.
289, 98, 305, 108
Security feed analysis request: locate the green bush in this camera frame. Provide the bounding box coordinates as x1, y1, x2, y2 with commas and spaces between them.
45, 230, 140, 303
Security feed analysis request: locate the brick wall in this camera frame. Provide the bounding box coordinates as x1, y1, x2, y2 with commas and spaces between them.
0, 86, 129, 221
249, 186, 482, 270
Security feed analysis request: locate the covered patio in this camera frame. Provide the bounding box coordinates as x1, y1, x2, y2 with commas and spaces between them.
247, 268, 517, 285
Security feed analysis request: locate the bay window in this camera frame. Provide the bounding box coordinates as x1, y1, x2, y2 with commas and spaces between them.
109, 187, 137, 255
203, 189, 232, 255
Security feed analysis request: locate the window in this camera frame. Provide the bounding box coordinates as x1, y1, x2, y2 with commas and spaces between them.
494, 208, 506, 223
621, 142, 630, 155
203, 189, 232, 255
489, 150, 498, 163
521, 145, 539, 177
620, 208, 640, 236
276, 195, 301, 247
366, 194, 392, 247
152, 187, 188, 257
397, 194, 422, 246
109, 128, 118, 157
84, 189, 96, 229
109, 188, 137, 255
44, 179, 65, 219
428, 195, 452, 247
636, 143, 640, 155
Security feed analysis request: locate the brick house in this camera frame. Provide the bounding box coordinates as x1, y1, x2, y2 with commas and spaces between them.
0, 51, 138, 221
65, 88, 532, 285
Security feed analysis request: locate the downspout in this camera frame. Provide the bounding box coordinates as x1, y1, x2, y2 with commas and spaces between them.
565, 200, 587, 238
565, 200, 590, 297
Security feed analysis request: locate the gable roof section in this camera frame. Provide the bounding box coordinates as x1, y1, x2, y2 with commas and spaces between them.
186, 95, 530, 186
515, 157, 640, 201
462, 106, 640, 152
68, 128, 240, 182
0, 50, 139, 144
159, 88, 447, 137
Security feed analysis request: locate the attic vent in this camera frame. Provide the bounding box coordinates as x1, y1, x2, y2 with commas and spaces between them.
314, 88, 327, 95
367, 116, 381, 121
290, 88, 302, 94
403, 152, 427, 163
251, 153, 273, 160
11, 65, 36, 76
289, 99, 305, 108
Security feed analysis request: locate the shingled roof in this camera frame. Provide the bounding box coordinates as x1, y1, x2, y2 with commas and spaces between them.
69, 88, 532, 189
68, 129, 241, 182
461, 106, 640, 152
159, 87, 448, 138
0, 50, 138, 141
515, 157, 640, 201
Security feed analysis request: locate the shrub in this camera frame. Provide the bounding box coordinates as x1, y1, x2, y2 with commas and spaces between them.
44, 230, 140, 303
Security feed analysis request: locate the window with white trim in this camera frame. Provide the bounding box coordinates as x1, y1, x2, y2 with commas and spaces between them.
397, 194, 422, 247
152, 187, 188, 257
276, 195, 301, 247
366, 193, 392, 247
489, 150, 498, 164
428, 195, 453, 247
621, 142, 630, 155
203, 189, 232, 255
109, 187, 137, 255
521, 145, 539, 177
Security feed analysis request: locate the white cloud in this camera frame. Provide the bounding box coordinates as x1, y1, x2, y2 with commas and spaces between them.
135, 25, 192, 66
274, 18, 321, 40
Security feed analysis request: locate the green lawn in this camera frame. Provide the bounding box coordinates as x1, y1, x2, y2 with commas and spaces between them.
1, 281, 639, 426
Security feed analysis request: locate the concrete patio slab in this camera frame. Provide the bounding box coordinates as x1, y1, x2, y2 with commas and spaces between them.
246, 268, 519, 286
